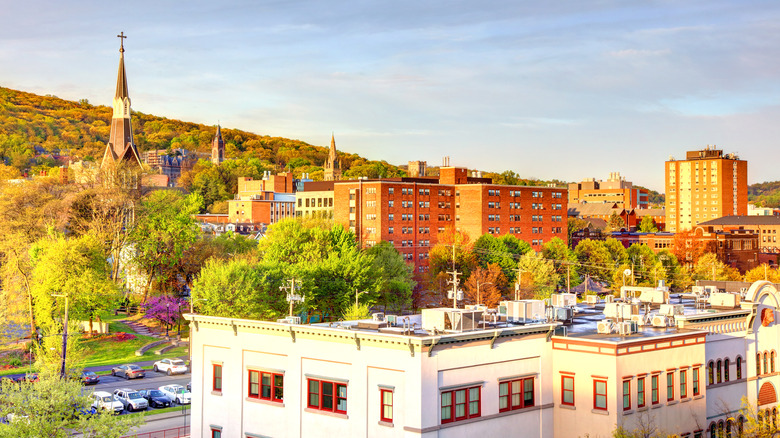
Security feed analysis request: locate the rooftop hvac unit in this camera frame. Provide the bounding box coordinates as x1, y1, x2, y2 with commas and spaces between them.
659, 304, 684, 317
619, 321, 637, 336
498, 305, 507, 315
585, 295, 599, 304
551, 307, 573, 322
631, 314, 646, 326
421, 308, 483, 333
604, 303, 639, 319
597, 320, 613, 334
604, 295, 614, 303
691, 286, 704, 295
372, 312, 385, 322
551, 293, 577, 308
386, 315, 397, 325
503, 300, 545, 323
638, 289, 669, 305
710, 293, 741, 309
703, 285, 718, 295
276, 316, 301, 325
651, 315, 668, 327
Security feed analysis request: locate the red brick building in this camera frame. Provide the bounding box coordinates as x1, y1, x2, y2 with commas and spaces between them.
332, 167, 567, 273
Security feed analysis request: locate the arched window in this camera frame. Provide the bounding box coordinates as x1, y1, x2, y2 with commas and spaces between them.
718, 421, 724, 437
737, 356, 743, 380
772, 351, 776, 373
764, 352, 769, 376
738, 416, 745, 436
717, 359, 723, 383
726, 419, 732, 437
724, 358, 730, 382
759, 411, 764, 428
773, 407, 777, 429
708, 361, 715, 385
758, 353, 762, 375
710, 422, 717, 438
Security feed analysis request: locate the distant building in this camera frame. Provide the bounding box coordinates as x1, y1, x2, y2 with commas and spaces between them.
407, 160, 427, 177
323, 134, 342, 181
568, 172, 649, 210
295, 181, 335, 219
141, 149, 195, 186
699, 216, 780, 255
635, 208, 666, 231
227, 172, 296, 226
665, 147, 748, 233
568, 203, 636, 230
211, 125, 225, 165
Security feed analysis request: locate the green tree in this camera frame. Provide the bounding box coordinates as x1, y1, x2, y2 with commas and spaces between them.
605, 212, 626, 232
542, 237, 580, 291
472, 234, 531, 284
427, 228, 477, 282
692, 253, 742, 281
516, 251, 559, 299
130, 190, 202, 299
638, 215, 659, 233
574, 239, 613, 283
341, 303, 372, 321
366, 242, 415, 313
0, 371, 143, 438
567, 217, 589, 245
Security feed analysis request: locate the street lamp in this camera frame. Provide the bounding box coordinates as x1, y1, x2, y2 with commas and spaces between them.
355, 289, 367, 308
476, 281, 492, 306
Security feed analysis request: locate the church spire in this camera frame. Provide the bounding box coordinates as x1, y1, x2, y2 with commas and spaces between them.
102, 32, 142, 169
212, 124, 225, 165
324, 132, 341, 181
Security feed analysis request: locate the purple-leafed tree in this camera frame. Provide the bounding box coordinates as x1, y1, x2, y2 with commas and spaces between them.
142, 295, 188, 337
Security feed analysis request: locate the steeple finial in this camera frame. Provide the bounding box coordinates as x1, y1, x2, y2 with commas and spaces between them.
117, 32, 127, 53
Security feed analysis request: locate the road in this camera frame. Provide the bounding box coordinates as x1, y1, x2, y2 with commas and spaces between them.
88, 370, 190, 396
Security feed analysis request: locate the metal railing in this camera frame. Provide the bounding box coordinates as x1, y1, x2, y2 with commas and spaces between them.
122, 426, 190, 438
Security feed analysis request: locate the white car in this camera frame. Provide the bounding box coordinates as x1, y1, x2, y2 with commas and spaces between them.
153, 358, 188, 376
159, 384, 191, 405
91, 391, 124, 413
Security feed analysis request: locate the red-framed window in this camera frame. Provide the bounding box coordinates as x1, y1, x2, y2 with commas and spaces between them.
212, 364, 222, 392
637, 377, 645, 408
307, 378, 347, 413
622, 380, 631, 411
499, 377, 534, 412
561, 375, 575, 406
651, 375, 659, 405
680, 369, 687, 399
211, 429, 221, 438
249, 370, 284, 402
593, 380, 607, 411
441, 386, 480, 423
380, 389, 393, 423
693, 368, 700, 396
666, 372, 674, 401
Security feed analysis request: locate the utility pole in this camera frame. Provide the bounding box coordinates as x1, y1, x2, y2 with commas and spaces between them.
51, 293, 69, 379
514, 264, 526, 300
476, 280, 492, 306
280, 279, 304, 317
566, 263, 571, 294
447, 244, 461, 308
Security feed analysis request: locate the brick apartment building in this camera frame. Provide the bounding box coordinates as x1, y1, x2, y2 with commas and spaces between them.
332, 167, 567, 274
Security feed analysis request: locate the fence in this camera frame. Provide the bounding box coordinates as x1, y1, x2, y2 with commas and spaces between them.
121, 426, 190, 438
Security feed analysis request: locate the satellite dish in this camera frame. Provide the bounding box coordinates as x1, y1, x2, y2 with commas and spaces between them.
623, 269, 632, 277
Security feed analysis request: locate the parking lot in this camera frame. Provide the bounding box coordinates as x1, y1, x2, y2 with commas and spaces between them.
87, 369, 191, 414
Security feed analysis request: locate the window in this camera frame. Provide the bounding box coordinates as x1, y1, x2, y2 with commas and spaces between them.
651, 375, 659, 405
213, 364, 222, 392
441, 386, 480, 423
757, 353, 762, 376
717, 360, 722, 383
708, 362, 714, 385
380, 389, 393, 423
693, 368, 700, 396
772, 351, 776, 373
593, 380, 607, 410
637, 377, 645, 408
765, 352, 769, 375
211, 429, 221, 438
737, 356, 742, 380
561, 375, 574, 406
307, 378, 347, 413
623, 380, 631, 411
499, 377, 534, 412
680, 370, 687, 399
388, 188, 394, 195
667, 373, 674, 401
249, 370, 283, 402
724, 359, 730, 382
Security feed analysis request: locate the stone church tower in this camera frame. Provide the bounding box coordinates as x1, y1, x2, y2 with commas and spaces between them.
323, 133, 341, 181
211, 125, 225, 165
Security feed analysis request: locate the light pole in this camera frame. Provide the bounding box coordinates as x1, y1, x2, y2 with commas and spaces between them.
476, 281, 492, 306
51, 293, 69, 379
355, 289, 367, 308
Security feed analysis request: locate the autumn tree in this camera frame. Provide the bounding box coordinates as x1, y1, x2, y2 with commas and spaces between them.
463, 264, 507, 307
692, 253, 742, 281
567, 217, 589, 245
744, 264, 780, 283
516, 251, 559, 299
605, 211, 626, 232
671, 229, 716, 269
428, 228, 477, 283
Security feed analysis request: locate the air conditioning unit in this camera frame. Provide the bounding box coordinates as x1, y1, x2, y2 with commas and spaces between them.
691, 286, 704, 295
659, 304, 684, 317
551, 293, 577, 308
372, 313, 385, 322
276, 316, 301, 325
586, 295, 599, 304
619, 321, 637, 336
597, 320, 613, 334
604, 295, 614, 303
631, 314, 645, 326
652, 315, 668, 327
386, 315, 397, 325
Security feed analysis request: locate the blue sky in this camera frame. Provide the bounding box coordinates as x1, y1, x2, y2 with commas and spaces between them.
2, 0, 780, 192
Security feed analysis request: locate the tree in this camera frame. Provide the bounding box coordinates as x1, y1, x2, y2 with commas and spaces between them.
428, 228, 477, 282
568, 217, 589, 245
341, 303, 372, 321
0, 371, 142, 438
671, 230, 716, 269
732, 396, 778, 438
463, 264, 506, 307
472, 234, 531, 284
744, 264, 780, 283
29, 232, 121, 334
542, 237, 580, 291
516, 251, 559, 299
130, 190, 202, 299
692, 253, 742, 282
141, 295, 188, 336
638, 215, 659, 233
366, 242, 415, 313
574, 239, 613, 283
605, 211, 626, 232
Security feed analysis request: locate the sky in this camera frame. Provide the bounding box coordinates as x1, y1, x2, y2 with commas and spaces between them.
2, 0, 780, 192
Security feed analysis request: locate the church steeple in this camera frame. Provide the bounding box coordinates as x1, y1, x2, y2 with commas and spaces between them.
102, 32, 142, 169
211, 124, 225, 165
324, 132, 341, 181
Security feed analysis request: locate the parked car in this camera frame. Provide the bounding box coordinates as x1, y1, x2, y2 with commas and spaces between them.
111, 364, 145, 380
113, 388, 148, 412
153, 358, 188, 376
186, 381, 191, 392
13, 373, 37, 383
81, 371, 100, 385
137, 389, 172, 408
159, 384, 191, 405
91, 391, 124, 413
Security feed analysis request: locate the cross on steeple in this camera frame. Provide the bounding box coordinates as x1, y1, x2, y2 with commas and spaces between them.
117, 32, 127, 53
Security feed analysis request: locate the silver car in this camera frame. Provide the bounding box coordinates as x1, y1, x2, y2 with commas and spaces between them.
113, 388, 149, 412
